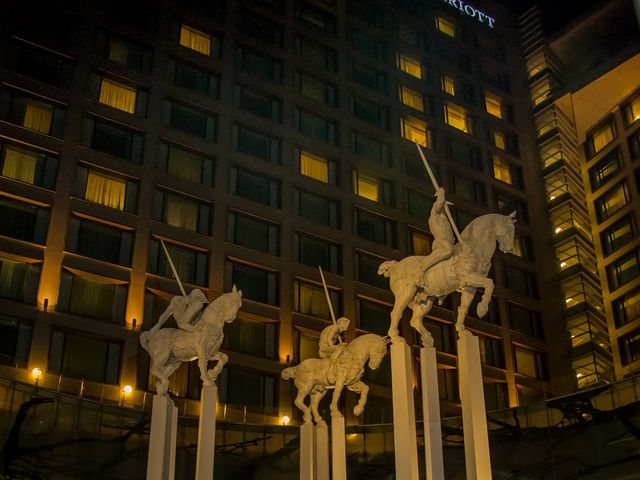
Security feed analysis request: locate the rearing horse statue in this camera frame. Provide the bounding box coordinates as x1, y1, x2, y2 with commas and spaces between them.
379, 213, 516, 344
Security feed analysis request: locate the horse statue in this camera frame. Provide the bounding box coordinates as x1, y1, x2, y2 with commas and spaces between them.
140, 286, 242, 395
281, 334, 388, 424
379, 212, 516, 344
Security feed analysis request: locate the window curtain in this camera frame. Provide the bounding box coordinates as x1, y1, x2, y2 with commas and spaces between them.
62, 334, 108, 383
168, 148, 202, 183
108, 40, 129, 65
85, 171, 126, 210
179, 25, 211, 56
299, 334, 319, 362
402, 119, 428, 147
412, 233, 431, 256
23, 102, 53, 133
492, 155, 512, 184
297, 283, 328, 318
442, 76, 455, 95
99, 79, 136, 114
228, 319, 265, 356
355, 173, 379, 201
165, 194, 198, 231
69, 276, 115, 320
0, 258, 25, 299
300, 152, 328, 182
2, 146, 38, 184
485, 95, 503, 118
402, 88, 423, 111
161, 245, 195, 283
445, 104, 469, 132
593, 126, 614, 153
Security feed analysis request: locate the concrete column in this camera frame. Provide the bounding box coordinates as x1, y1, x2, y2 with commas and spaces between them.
390, 341, 419, 480
420, 346, 444, 479
147, 395, 177, 480
315, 422, 329, 480
195, 384, 217, 480
457, 330, 492, 479
300, 422, 315, 480
330, 415, 347, 480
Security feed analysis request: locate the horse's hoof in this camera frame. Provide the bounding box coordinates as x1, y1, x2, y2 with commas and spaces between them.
389, 335, 405, 345
354, 405, 364, 416
316, 419, 327, 427
331, 410, 343, 418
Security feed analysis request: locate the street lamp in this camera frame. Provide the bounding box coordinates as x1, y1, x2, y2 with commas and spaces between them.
31, 367, 42, 386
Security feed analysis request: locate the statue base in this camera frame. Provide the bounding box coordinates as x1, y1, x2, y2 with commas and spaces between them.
420, 345, 445, 478
300, 422, 315, 480
315, 422, 329, 480
196, 383, 217, 480
331, 415, 347, 480
458, 330, 492, 479
147, 394, 177, 480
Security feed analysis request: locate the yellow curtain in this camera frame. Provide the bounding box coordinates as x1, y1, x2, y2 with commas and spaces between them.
401, 87, 424, 111
179, 25, 211, 56
85, 172, 126, 210
445, 104, 469, 132
168, 149, 202, 183
593, 126, 614, 153
403, 118, 428, 147
298, 284, 327, 318
300, 152, 329, 182
412, 233, 431, 256
398, 55, 422, 79
165, 195, 198, 231
492, 155, 512, 184
442, 75, 455, 95
493, 131, 506, 150
485, 94, 503, 118
356, 173, 379, 201
436, 16, 456, 37
2, 146, 38, 184
99, 79, 136, 114
23, 102, 53, 133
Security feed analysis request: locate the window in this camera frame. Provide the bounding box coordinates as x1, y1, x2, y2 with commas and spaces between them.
228, 212, 279, 256
0, 256, 40, 304
397, 24, 422, 46
350, 29, 385, 61
435, 15, 456, 37
352, 64, 387, 93
613, 289, 640, 327
299, 151, 334, 183
83, 117, 144, 163
620, 329, 640, 366
153, 190, 210, 234
179, 24, 215, 56
295, 109, 338, 145
102, 34, 153, 73
225, 261, 278, 305
294, 330, 320, 363
149, 240, 208, 286
595, 183, 629, 223
505, 265, 539, 298
397, 54, 422, 79
296, 72, 337, 106
353, 170, 392, 205
230, 167, 280, 208
239, 10, 284, 46
630, 130, 640, 159
428, 321, 456, 354
168, 59, 218, 98
589, 149, 621, 191
3, 90, 65, 137
0, 316, 32, 368
492, 130, 506, 150
588, 120, 615, 157
407, 190, 433, 218
444, 102, 472, 133
234, 124, 281, 164
400, 86, 424, 111
358, 298, 390, 335
356, 253, 388, 289
164, 100, 216, 140
158, 144, 214, 186
297, 36, 337, 72
409, 229, 431, 255
219, 367, 276, 412
478, 336, 504, 368
601, 215, 636, 256
509, 303, 543, 338
57, 270, 127, 323
350, 96, 388, 129
7, 41, 73, 89
297, 2, 336, 35
496, 194, 528, 223
401, 116, 430, 147
98, 78, 138, 114
295, 233, 341, 274
514, 347, 546, 379
75, 166, 137, 212
223, 318, 276, 359
234, 85, 281, 122
623, 96, 640, 125
0, 143, 58, 188
48, 331, 121, 384
295, 188, 340, 228
235, 46, 282, 83
448, 138, 483, 171
607, 249, 640, 291
351, 131, 391, 167
512, 235, 533, 261
484, 382, 509, 411
492, 155, 513, 184
484, 91, 503, 119
293, 279, 339, 319
355, 209, 396, 247
438, 368, 459, 401
441, 74, 456, 96
66, 216, 132, 266
451, 175, 486, 205
0, 196, 49, 244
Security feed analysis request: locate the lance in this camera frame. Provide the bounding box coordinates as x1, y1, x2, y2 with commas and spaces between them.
160, 239, 187, 297
415, 141, 463, 244
318, 266, 343, 344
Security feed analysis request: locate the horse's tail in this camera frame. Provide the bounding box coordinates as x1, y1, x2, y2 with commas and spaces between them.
281, 366, 298, 380
377, 260, 397, 278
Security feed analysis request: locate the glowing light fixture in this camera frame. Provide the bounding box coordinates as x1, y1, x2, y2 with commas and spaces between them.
554, 227, 562, 234
122, 385, 133, 395
560, 261, 567, 268
281, 415, 290, 425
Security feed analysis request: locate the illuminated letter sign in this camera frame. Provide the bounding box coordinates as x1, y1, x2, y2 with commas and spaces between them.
442, 0, 495, 28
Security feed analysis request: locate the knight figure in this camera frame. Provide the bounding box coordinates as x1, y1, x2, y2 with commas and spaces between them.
151, 288, 209, 334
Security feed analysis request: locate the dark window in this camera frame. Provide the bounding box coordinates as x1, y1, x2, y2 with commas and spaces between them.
407, 190, 432, 218
620, 328, 640, 366
0, 316, 32, 368
505, 266, 539, 298
427, 320, 456, 354
7, 41, 73, 89
99, 33, 153, 73
225, 261, 278, 305
223, 318, 277, 359
219, 367, 276, 411
235, 46, 282, 83
478, 335, 504, 368
158, 144, 215, 186
148, 240, 208, 286
227, 212, 279, 256
296, 72, 338, 106
230, 167, 280, 208
589, 149, 622, 191
295, 189, 340, 228
164, 101, 216, 140
352, 63, 387, 93
234, 85, 281, 122
356, 252, 388, 289
295, 109, 338, 144
607, 249, 640, 291
496, 194, 528, 223
239, 10, 283, 46
0, 257, 40, 305
234, 124, 281, 163
293, 279, 340, 319
57, 271, 127, 323
355, 209, 396, 247
595, 183, 629, 223
447, 137, 483, 171
484, 382, 509, 411
0, 196, 49, 244
168, 59, 218, 97
451, 175, 486, 205
363, 355, 391, 386
350, 28, 385, 61
629, 129, 640, 159
350, 96, 388, 129
601, 215, 637, 256
351, 131, 391, 167
152, 190, 211, 235
438, 368, 459, 401
613, 289, 640, 327
83, 117, 143, 163
66, 217, 133, 266
295, 233, 341, 274
358, 298, 390, 335
509, 303, 543, 338
296, 36, 337, 72
514, 346, 547, 379
297, 2, 336, 35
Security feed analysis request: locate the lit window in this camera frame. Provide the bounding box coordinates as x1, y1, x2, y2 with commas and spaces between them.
410, 230, 431, 255
400, 86, 424, 111
1, 145, 38, 184
85, 171, 126, 210
401, 117, 430, 147
179, 24, 211, 56
99, 79, 136, 114
484, 91, 503, 119
595, 183, 629, 222
441, 75, 455, 95
164, 194, 200, 231
22, 101, 53, 134
444, 102, 471, 133
435, 16, 456, 37
624, 97, 640, 125
397, 54, 422, 79
492, 155, 512, 185
300, 151, 329, 183
590, 122, 615, 155
353, 171, 380, 201
493, 131, 506, 150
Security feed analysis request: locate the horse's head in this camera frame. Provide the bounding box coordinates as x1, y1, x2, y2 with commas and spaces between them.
367, 335, 389, 370
496, 212, 517, 253
202, 286, 243, 326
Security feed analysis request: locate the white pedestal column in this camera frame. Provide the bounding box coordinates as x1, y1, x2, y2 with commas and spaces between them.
390, 342, 419, 480
457, 330, 492, 480
195, 384, 217, 480
330, 415, 347, 480
420, 346, 445, 479
300, 422, 315, 480
315, 422, 330, 480
147, 394, 178, 480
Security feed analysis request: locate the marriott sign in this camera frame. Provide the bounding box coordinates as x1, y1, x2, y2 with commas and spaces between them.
441, 0, 496, 28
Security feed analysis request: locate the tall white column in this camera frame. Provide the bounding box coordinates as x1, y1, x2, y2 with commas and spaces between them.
315, 422, 330, 480
195, 384, 217, 480
457, 330, 492, 479
420, 346, 445, 479
330, 415, 347, 480
147, 394, 177, 480
300, 422, 315, 480
390, 342, 419, 480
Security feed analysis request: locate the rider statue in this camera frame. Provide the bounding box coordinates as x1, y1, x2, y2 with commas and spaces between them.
152, 289, 209, 333
421, 187, 456, 273
319, 317, 349, 359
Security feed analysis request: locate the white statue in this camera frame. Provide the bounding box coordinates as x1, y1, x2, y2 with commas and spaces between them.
318, 316, 349, 360
281, 333, 388, 424
140, 286, 242, 396
379, 189, 516, 344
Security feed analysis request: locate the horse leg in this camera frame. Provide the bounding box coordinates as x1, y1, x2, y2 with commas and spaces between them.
194, 342, 212, 386
310, 389, 328, 425
207, 351, 227, 383
150, 349, 172, 395
295, 382, 313, 424
347, 380, 369, 417
409, 299, 435, 347
330, 375, 346, 417
455, 287, 476, 332
388, 281, 417, 341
